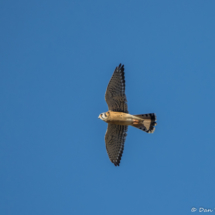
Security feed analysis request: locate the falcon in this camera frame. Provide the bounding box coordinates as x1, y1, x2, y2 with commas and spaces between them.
98, 64, 157, 166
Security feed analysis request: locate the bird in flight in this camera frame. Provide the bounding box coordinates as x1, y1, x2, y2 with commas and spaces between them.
98, 64, 157, 166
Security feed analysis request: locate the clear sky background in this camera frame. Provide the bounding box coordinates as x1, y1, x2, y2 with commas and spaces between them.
1, 1, 215, 215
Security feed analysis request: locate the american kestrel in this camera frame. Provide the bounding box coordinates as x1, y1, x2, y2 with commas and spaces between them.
98, 64, 157, 166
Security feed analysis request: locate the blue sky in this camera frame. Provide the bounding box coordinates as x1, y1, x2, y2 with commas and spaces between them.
1, 1, 215, 214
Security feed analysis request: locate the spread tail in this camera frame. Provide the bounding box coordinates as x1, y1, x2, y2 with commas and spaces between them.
132, 113, 157, 133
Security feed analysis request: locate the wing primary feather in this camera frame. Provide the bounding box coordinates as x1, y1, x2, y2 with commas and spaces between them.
105, 64, 128, 113
105, 124, 128, 166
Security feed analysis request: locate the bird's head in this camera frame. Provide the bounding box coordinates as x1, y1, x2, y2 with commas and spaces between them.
98, 112, 109, 122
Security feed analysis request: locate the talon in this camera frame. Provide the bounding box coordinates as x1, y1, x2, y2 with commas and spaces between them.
133, 119, 139, 125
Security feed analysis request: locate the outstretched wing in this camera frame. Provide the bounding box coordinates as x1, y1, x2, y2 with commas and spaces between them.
105, 64, 128, 113
105, 124, 128, 166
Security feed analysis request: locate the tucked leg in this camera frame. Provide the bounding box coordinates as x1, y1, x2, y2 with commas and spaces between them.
132, 119, 140, 125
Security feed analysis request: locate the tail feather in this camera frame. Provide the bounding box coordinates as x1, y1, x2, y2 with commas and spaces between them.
132, 113, 157, 133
